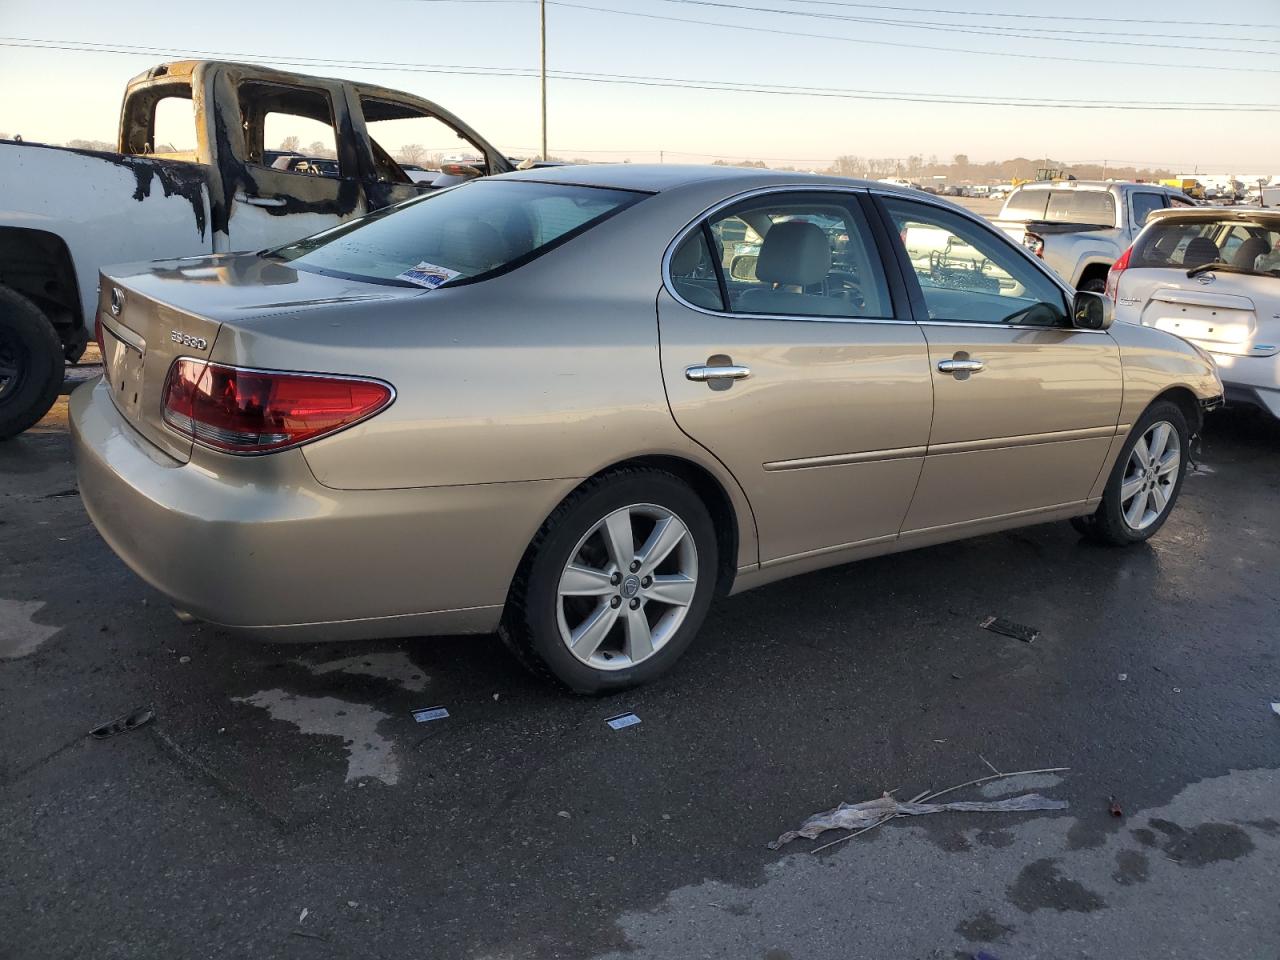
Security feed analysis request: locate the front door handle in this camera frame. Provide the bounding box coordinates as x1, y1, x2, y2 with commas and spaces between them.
937, 358, 985, 374
686, 363, 751, 382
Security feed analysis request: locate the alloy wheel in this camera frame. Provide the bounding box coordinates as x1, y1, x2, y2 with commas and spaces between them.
556, 503, 699, 670
1120, 420, 1181, 532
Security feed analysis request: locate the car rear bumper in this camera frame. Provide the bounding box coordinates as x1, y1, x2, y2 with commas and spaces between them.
1208, 352, 1280, 420
69, 378, 577, 641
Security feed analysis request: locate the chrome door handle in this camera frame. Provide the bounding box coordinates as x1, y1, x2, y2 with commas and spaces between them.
686, 364, 751, 382
937, 359, 985, 374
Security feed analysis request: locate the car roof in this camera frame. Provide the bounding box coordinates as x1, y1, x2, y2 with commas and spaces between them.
1011, 180, 1166, 192
496, 163, 888, 194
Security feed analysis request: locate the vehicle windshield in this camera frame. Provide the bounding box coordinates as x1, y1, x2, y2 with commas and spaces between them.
1133, 217, 1280, 276
1003, 188, 1116, 226
270, 179, 645, 288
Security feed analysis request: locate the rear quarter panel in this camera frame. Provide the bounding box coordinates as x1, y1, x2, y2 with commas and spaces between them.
208, 182, 763, 566
0, 142, 212, 332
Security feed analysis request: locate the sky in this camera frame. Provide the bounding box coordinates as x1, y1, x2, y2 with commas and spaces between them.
1, 0, 1278, 171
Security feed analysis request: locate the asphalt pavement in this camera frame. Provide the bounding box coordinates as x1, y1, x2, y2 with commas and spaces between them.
2, 379, 1278, 960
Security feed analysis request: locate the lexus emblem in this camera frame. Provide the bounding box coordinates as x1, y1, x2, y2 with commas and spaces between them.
109, 287, 124, 316
1196, 272, 1215, 285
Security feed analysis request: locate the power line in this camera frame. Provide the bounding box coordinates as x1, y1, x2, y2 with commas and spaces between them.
5, 37, 1279, 111
641, 0, 1280, 54
547, 1, 1280, 73
726, 0, 1280, 30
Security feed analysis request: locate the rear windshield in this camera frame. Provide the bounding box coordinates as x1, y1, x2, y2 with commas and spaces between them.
1003, 188, 1116, 226
271, 179, 644, 287
1133, 217, 1280, 274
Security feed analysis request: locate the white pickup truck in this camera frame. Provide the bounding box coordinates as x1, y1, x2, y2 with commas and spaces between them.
991, 181, 1196, 294
0, 59, 512, 437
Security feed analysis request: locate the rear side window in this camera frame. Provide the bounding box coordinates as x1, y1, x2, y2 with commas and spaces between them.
270, 180, 643, 287
1129, 192, 1165, 228
1134, 218, 1280, 273
670, 193, 892, 319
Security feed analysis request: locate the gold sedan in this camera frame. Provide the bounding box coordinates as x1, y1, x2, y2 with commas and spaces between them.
71, 166, 1223, 692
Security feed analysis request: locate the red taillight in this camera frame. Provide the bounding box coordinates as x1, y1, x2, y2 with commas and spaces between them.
1105, 245, 1133, 302
1022, 231, 1045, 258
161, 359, 393, 454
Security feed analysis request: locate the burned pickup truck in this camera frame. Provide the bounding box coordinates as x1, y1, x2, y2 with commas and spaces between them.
0, 60, 512, 437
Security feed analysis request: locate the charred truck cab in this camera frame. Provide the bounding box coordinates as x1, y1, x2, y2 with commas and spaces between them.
0, 59, 512, 438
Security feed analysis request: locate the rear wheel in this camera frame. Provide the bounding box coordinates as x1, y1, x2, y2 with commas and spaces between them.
500, 468, 717, 694
0, 286, 63, 440
1072, 400, 1189, 545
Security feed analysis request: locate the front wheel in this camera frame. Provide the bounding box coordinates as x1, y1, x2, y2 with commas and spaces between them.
500, 468, 718, 694
1072, 400, 1190, 545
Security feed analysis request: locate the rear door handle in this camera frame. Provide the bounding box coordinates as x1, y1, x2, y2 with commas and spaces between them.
937, 359, 985, 374
686, 364, 751, 382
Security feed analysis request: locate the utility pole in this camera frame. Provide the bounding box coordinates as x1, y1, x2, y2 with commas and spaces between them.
540, 0, 548, 161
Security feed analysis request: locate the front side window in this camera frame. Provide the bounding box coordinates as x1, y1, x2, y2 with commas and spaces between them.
1130, 192, 1165, 228
359, 97, 488, 184
689, 193, 891, 318
883, 197, 1068, 325
270, 179, 643, 286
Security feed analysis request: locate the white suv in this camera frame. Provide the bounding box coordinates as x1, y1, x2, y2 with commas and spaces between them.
1108, 207, 1280, 419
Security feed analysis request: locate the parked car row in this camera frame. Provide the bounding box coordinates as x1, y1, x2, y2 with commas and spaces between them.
71, 164, 1222, 692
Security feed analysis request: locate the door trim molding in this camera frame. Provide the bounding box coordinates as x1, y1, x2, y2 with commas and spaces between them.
763, 446, 926, 471
927, 424, 1120, 456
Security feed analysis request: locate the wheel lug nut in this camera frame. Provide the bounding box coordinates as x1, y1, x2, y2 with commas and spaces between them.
610, 572, 621, 585
610, 596, 621, 608
629, 598, 640, 609
641, 576, 652, 588
629, 560, 641, 572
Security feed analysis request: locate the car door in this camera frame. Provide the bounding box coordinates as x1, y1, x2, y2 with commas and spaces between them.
220, 76, 367, 252
658, 189, 933, 566
874, 194, 1124, 534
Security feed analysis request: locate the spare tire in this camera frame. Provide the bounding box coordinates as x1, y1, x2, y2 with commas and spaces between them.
0, 285, 64, 439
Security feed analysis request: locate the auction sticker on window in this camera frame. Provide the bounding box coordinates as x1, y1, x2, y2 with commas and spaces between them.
397, 261, 460, 290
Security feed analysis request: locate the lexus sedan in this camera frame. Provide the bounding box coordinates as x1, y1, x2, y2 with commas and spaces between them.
71, 166, 1223, 693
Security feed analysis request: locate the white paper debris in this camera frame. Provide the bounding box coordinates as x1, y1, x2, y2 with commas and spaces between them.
606, 712, 641, 730
769, 792, 1069, 849
1271, 702, 1280, 716
396, 261, 460, 290
298, 907, 309, 924
412, 705, 449, 723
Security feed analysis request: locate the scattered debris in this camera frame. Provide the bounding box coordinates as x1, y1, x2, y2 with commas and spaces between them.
1173, 688, 1182, 694
1109, 796, 1124, 817
347, 901, 358, 908
606, 712, 641, 730
298, 907, 309, 923
661, 813, 671, 821
557, 810, 571, 819
771, 791, 1068, 849
492, 693, 500, 701
978, 754, 1002, 776
178, 655, 191, 664
290, 930, 328, 942
606, 855, 616, 863
980, 616, 1040, 643
90, 705, 155, 739
412, 705, 449, 724
951, 672, 963, 680
1118, 673, 1128, 681
631, 833, 638, 846
1270, 702, 1280, 716
770, 765, 1070, 852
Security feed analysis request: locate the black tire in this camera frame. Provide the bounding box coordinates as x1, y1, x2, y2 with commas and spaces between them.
500, 468, 718, 694
1073, 400, 1190, 546
1079, 276, 1107, 295
0, 286, 64, 440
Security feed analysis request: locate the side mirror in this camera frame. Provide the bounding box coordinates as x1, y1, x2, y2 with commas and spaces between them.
730, 254, 758, 282
1072, 290, 1113, 330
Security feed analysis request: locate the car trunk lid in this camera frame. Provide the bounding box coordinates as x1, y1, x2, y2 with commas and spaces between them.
98, 255, 422, 462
